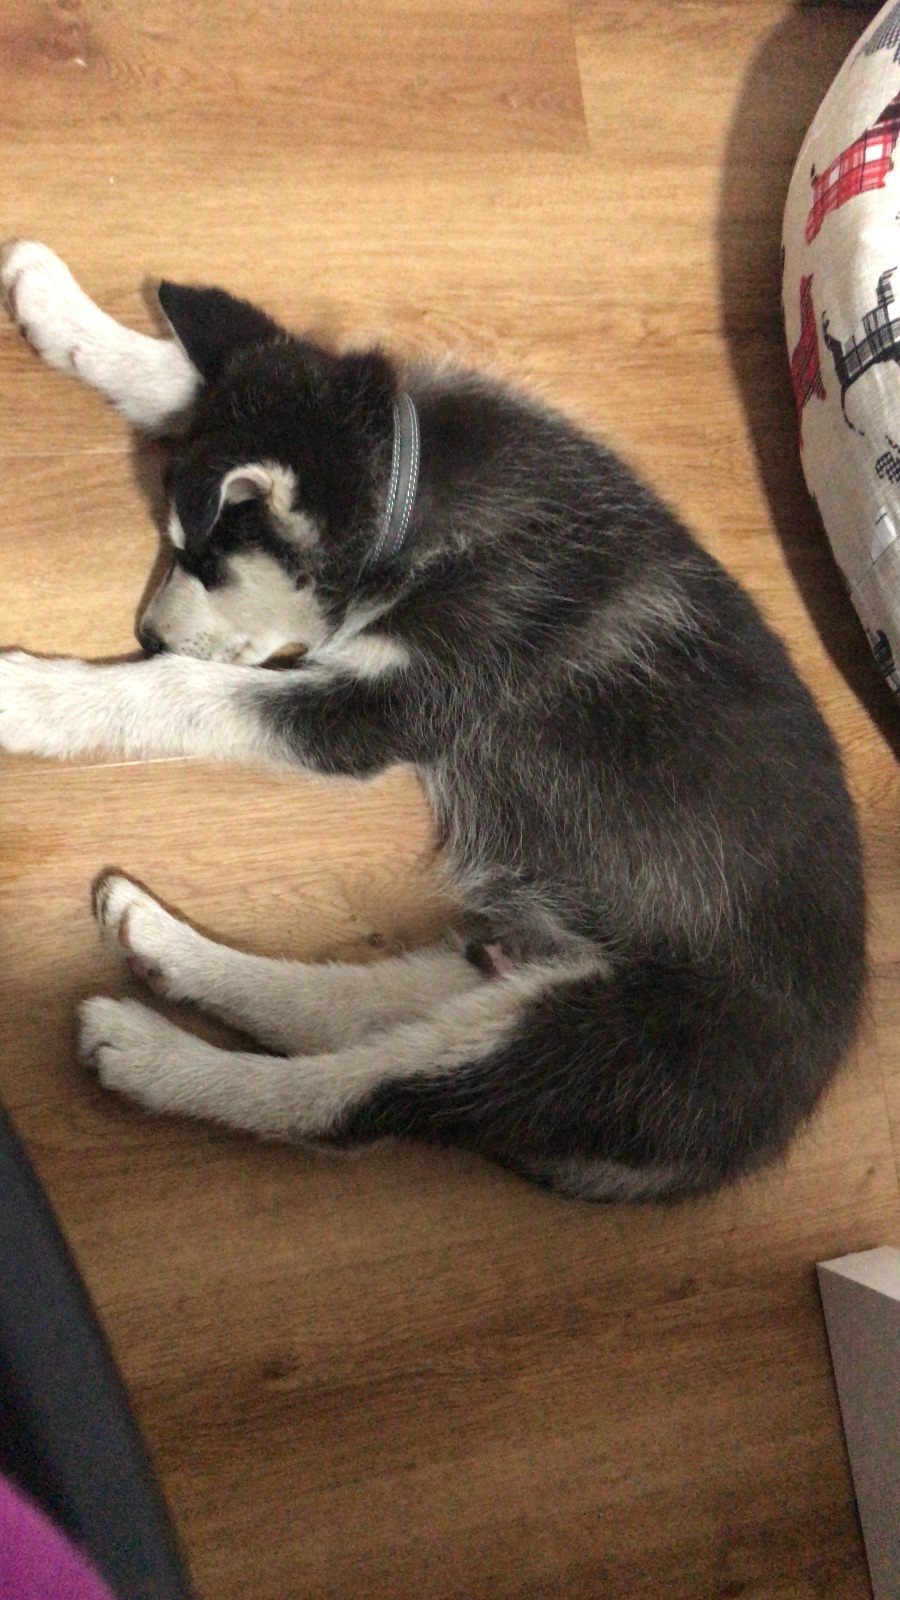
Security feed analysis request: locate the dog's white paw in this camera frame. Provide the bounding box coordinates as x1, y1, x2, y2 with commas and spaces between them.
0, 650, 90, 758
1, 240, 96, 375
92, 872, 190, 998
79, 996, 210, 1115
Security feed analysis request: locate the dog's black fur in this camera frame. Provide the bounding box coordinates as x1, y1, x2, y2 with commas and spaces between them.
145, 284, 866, 1196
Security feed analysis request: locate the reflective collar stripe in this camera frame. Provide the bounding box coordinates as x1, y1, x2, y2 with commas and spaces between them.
370, 392, 420, 564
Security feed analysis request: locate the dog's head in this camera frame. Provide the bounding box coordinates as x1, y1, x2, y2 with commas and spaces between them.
140, 284, 398, 664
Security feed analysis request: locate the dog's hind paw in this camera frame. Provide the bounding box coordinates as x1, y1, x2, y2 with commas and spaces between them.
79, 996, 213, 1116
1, 240, 95, 374
92, 871, 191, 997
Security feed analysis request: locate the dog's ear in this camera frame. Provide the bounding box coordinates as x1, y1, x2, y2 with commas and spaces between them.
217, 461, 318, 547
219, 463, 274, 506
157, 282, 282, 384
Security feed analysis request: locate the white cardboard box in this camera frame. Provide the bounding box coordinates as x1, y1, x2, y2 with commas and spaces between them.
817, 1246, 900, 1600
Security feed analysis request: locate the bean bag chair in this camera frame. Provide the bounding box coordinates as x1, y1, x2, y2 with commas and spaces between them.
783, 0, 900, 702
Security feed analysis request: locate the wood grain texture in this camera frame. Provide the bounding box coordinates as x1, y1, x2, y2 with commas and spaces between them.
0, 2, 897, 1597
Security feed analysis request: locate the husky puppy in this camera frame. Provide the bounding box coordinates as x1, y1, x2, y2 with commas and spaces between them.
0, 241, 865, 1199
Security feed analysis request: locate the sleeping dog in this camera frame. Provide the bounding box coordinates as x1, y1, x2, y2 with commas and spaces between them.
0, 241, 865, 1199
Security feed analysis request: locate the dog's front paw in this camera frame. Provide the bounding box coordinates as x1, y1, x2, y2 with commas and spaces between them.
0, 650, 90, 758
79, 996, 206, 1116
1, 240, 94, 374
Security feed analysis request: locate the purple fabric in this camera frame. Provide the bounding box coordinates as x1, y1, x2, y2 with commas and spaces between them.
0, 1475, 116, 1600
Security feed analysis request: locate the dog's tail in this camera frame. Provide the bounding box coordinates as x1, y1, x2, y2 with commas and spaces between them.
334, 952, 863, 1199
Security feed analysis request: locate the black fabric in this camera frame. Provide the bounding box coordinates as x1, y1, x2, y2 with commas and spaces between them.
0, 1104, 193, 1600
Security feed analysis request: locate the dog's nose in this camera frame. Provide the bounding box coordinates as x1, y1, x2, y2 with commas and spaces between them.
137, 623, 168, 657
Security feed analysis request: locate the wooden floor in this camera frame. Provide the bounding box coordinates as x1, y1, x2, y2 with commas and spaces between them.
1, 2, 898, 1596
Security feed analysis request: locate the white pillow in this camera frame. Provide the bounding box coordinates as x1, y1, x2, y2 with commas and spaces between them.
783, 0, 900, 702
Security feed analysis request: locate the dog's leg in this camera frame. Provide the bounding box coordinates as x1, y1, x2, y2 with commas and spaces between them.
1, 241, 199, 431
0, 651, 407, 771
0, 653, 288, 764
93, 873, 484, 1054
77, 964, 557, 1142
79, 951, 690, 1197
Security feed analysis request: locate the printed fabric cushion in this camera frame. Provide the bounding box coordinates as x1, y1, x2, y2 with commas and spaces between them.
783, 0, 900, 704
